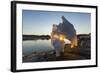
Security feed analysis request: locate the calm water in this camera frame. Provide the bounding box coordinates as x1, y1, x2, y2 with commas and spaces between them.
23, 40, 53, 57
22, 39, 91, 62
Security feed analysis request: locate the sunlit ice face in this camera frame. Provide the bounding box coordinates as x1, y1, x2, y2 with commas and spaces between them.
59, 34, 65, 41
53, 34, 65, 41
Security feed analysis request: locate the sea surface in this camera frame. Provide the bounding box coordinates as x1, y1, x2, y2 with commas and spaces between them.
22, 39, 91, 62
23, 39, 54, 62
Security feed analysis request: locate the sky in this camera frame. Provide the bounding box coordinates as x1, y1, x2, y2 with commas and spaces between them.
22, 10, 91, 35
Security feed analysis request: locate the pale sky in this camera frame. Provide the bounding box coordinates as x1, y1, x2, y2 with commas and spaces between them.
22, 10, 91, 35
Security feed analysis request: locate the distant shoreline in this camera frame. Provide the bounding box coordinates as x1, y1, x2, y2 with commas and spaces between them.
23, 33, 90, 40
23, 35, 50, 40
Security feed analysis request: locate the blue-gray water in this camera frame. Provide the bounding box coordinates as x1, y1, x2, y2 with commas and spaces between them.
23, 40, 53, 57
22, 39, 91, 62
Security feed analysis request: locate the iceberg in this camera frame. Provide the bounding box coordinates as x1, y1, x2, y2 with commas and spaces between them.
51, 16, 78, 57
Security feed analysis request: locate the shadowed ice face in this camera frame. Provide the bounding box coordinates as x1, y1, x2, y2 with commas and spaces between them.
52, 24, 58, 32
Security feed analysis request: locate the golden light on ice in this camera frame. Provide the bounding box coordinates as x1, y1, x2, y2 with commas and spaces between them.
59, 35, 65, 41
71, 45, 74, 48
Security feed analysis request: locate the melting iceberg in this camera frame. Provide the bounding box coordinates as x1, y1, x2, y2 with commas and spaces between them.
51, 16, 78, 57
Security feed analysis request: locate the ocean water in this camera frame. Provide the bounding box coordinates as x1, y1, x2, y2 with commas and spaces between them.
22, 39, 53, 57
